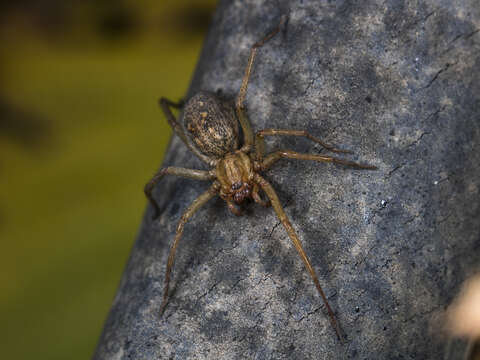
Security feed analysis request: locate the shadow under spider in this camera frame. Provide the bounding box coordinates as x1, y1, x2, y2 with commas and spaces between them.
144, 15, 376, 342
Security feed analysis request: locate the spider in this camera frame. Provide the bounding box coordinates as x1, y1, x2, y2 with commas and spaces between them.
145, 17, 376, 341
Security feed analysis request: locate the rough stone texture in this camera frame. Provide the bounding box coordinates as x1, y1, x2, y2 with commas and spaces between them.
94, 1, 480, 359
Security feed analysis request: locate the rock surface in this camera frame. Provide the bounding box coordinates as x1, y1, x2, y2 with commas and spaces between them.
94, 0, 480, 359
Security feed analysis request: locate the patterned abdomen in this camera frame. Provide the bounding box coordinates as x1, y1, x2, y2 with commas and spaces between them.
183, 91, 239, 159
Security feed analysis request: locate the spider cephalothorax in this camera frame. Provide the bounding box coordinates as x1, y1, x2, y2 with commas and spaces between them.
144, 17, 376, 341
216, 152, 255, 206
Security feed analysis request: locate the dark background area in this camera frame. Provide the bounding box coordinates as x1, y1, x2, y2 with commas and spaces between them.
0, 1, 217, 359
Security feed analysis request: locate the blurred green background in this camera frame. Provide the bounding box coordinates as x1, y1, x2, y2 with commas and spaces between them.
0, 0, 216, 359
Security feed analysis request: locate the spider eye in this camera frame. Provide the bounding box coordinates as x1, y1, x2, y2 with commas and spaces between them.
231, 182, 242, 190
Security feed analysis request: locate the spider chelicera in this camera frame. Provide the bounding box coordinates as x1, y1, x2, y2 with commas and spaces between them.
145, 17, 376, 341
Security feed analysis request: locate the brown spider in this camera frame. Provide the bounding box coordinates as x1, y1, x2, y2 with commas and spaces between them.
145, 17, 376, 341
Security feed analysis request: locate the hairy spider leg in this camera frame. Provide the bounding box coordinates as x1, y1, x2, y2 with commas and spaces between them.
159, 184, 218, 316
260, 150, 378, 171
254, 173, 343, 342
227, 200, 243, 216
159, 97, 215, 165
236, 16, 286, 153
144, 167, 214, 219
255, 129, 353, 161
252, 183, 270, 207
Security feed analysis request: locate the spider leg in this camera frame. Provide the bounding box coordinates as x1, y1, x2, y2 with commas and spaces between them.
145, 167, 215, 219
254, 173, 343, 342
227, 200, 244, 216
159, 184, 218, 316
255, 129, 352, 161
236, 16, 286, 153
159, 97, 216, 165
252, 183, 271, 207
260, 150, 377, 172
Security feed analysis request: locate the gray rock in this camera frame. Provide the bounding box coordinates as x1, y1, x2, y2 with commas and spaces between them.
94, 0, 480, 359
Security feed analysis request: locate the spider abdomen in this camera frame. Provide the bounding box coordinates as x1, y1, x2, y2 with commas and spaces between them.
183, 91, 239, 159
